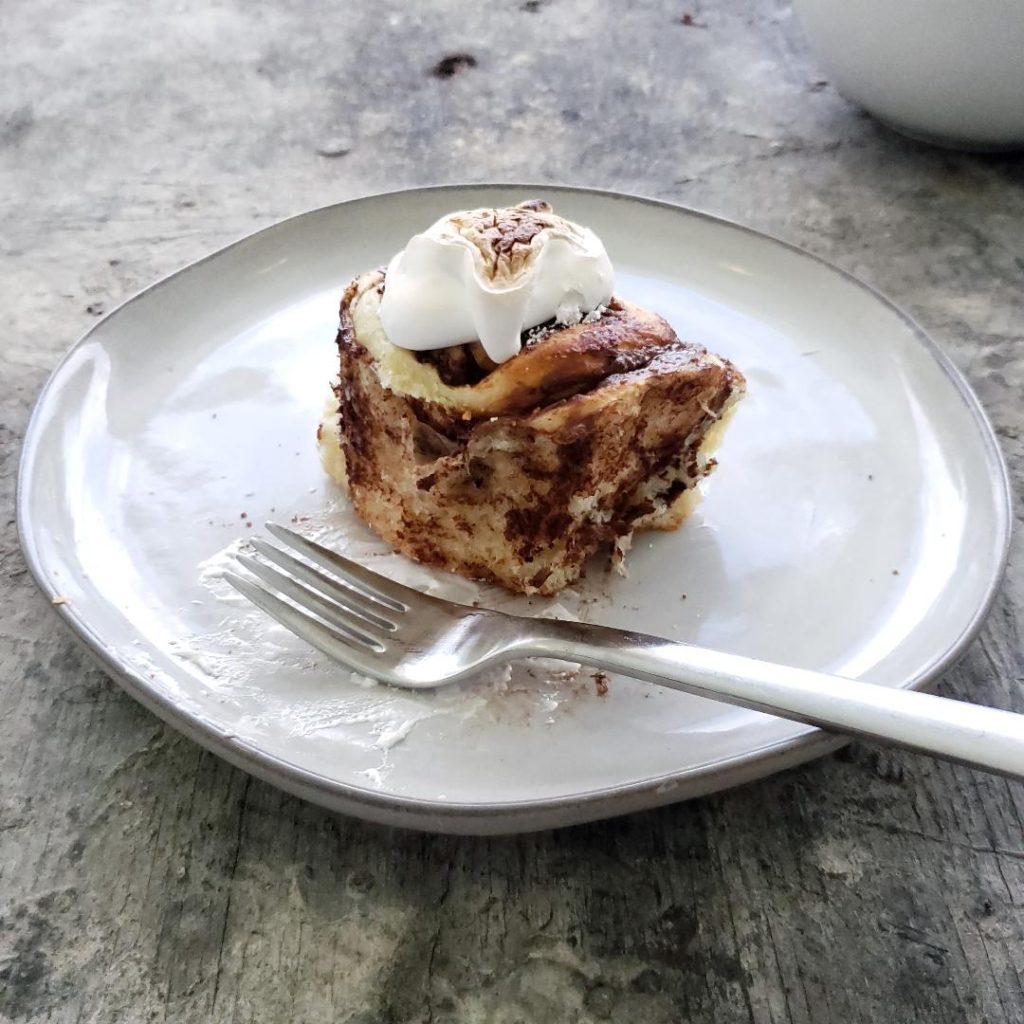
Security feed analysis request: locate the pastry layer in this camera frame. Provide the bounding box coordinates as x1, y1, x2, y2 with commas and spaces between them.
322, 270, 745, 595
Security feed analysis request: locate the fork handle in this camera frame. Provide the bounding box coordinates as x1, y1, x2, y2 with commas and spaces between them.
526, 620, 1024, 780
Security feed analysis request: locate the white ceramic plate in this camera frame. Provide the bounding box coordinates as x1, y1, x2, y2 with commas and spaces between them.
17, 186, 1011, 834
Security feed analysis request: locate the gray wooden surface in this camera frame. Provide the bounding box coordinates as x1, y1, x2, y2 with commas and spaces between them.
2, 1, 1024, 1021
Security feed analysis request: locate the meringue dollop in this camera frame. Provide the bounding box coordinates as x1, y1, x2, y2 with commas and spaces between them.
377, 200, 615, 364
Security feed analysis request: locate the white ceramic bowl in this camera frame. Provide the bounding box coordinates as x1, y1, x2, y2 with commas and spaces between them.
793, 0, 1024, 149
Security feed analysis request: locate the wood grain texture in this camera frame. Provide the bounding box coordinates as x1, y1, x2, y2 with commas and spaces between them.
2, 0, 1023, 1020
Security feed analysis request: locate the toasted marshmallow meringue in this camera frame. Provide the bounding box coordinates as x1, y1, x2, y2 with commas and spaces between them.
378, 200, 614, 364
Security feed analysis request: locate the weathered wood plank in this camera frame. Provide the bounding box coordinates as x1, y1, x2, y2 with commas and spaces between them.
2, 0, 1023, 1021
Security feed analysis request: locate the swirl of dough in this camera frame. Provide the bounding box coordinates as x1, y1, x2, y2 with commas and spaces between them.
347, 267, 713, 417
320, 262, 745, 595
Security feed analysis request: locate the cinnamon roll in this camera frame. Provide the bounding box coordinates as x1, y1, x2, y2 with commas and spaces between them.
319, 201, 745, 596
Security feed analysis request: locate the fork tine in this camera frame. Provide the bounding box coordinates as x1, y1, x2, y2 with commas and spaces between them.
265, 523, 416, 611
249, 538, 398, 632
237, 554, 387, 650
225, 572, 386, 667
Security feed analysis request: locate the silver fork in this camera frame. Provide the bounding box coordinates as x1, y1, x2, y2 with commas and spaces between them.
226, 523, 1024, 781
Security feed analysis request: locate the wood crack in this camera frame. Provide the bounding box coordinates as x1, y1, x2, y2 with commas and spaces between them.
848, 817, 1024, 863
209, 775, 251, 1012
423, 864, 453, 1024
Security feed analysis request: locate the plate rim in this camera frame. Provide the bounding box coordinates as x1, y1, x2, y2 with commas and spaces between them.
16, 182, 1014, 833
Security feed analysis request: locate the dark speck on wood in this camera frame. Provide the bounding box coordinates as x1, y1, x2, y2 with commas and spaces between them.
431, 53, 478, 78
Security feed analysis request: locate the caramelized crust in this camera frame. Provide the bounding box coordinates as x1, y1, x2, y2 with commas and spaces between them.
323, 271, 746, 595
444, 200, 554, 282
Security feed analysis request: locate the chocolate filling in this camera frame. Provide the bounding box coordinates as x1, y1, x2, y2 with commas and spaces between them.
415, 341, 497, 387
413, 306, 619, 389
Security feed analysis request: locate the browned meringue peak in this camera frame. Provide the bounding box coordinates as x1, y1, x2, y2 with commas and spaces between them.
377, 199, 615, 363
